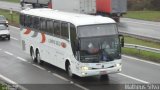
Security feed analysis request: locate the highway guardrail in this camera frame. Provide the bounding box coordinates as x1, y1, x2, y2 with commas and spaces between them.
124, 43, 160, 53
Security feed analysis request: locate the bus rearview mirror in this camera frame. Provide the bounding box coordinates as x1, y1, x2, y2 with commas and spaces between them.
119, 34, 124, 47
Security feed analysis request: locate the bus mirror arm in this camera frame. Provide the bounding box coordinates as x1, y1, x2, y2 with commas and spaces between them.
119, 34, 124, 47
75, 40, 80, 51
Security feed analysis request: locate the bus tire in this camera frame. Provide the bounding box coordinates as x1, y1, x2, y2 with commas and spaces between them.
66, 62, 74, 78
8, 36, 10, 40
36, 49, 43, 65
30, 47, 36, 62
100, 74, 109, 80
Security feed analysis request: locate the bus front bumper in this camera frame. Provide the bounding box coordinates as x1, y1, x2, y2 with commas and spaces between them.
80, 65, 121, 77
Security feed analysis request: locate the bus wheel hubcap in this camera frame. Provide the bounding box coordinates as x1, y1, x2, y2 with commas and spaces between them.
68, 65, 72, 77
31, 50, 35, 60
37, 53, 40, 64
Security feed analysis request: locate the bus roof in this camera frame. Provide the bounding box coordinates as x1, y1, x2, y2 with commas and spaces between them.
21, 8, 116, 26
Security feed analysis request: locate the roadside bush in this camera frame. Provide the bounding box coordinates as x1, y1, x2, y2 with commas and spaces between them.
127, 0, 160, 11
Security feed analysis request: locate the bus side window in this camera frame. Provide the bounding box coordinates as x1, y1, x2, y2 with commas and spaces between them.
61, 22, 69, 40
20, 14, 25, 26
29, 16, 33, 28
26, 15, 32, 28
54, 21, 61, 36
24, 15, 28, 27
33, 17, 40, 30
70, 23, 76, 55
46, 20, 54, 35
40, 18, 46, 33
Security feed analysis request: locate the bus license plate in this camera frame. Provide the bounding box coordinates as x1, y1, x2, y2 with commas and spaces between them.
2, 36, 6, 38
100, 71, 107, 75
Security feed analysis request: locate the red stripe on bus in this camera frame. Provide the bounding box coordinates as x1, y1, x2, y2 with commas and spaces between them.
41, 33, 46, 43
61, 42, 67, 48
48, 2, 52, 9
24, 28, 31, 35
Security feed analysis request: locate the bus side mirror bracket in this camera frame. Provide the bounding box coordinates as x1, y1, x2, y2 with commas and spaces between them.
119, 34, 124, 47
75, 40, 80, 51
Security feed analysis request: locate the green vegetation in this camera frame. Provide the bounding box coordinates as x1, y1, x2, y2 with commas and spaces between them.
0, 0, 19, 3
124, 36, 160, 49
122, 48, 160, 63
0, 83, 9, 90
124, 11, 160, 21
0, 9, 19, 27
128, 0, 160, 11
123, 36, 160, 63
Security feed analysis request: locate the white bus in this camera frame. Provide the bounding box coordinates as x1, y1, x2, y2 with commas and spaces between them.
20, 8, 124, 78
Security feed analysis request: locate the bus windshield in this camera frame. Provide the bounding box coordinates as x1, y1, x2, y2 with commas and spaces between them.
77, 24, 121, 63
77, 24, 117, 38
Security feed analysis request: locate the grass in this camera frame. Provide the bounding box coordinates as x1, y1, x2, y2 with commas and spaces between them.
0, 0, 19, 3
124, 11, 160, 22
122, 48, 160, 63
124, 36, 160, 49
0, 83, 9, 90
0, 9, 19, 27
123, 36, 160, 63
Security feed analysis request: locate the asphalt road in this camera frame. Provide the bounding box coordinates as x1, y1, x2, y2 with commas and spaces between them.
0, 1, 160, 41
118, 18, 160, 41
0, 26, 160, 90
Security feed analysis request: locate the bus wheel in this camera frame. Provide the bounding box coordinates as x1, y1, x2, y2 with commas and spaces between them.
8, 36, 10, 40
30, 48, 35, 62
100, 74, 109, 80
36, 50, 43, 64
67, 63, 74, 77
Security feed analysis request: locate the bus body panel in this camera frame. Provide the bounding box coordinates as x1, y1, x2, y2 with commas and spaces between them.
21, 27, 73, 70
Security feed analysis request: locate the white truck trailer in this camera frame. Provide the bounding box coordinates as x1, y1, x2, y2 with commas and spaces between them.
20, 0, 127, 22
20, 0, 96, 14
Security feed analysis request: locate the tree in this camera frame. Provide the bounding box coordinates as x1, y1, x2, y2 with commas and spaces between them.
150, 0, 160, 10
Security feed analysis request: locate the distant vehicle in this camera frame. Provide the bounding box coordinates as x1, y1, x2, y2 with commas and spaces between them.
20, 0, 96, 14
20, 0, 51, 8
51, 0, 96, 14
0, 15, 8, 27
0, 24, 10, 40
96, 0, 127, 22
20, 8, 124, 78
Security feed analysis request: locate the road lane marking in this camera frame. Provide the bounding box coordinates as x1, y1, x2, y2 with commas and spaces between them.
47, 71, 51, 73
17, 57, 27, 62
73, 83, 89, 90
70, 81, 89, 90
0, 74, 28, 90
118, 73, 149, 84
122, 55, 160, 67
11, 37, 18, 41
52, 73, 69, 81
0, 74, 17, 85
4, 51, 13, 56
32, 64, 46, 71
27, 62, 31, 64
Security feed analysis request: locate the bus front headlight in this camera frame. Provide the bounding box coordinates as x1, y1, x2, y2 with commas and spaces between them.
81, 66, 89, 71
115, 63, 121, 67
